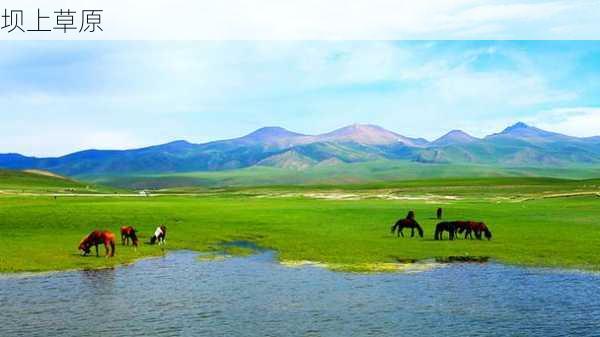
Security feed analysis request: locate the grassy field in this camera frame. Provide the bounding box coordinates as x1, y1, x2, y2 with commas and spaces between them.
1, 175, 599, 273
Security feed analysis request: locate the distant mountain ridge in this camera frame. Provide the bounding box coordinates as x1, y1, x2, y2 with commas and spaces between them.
1, 122, 599, 177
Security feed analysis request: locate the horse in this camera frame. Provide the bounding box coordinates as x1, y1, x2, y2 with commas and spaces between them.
391, 218, 424, 238
434, 221, 456, 240
150, 225, 167, 245
457, 221, 492, 240
120, 226, 139, 247
436, 207, 443, 220
406, 210, 415, 220
78, 230, 116, 257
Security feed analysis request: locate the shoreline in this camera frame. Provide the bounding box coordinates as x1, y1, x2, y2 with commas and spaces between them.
2, 248, 599, 278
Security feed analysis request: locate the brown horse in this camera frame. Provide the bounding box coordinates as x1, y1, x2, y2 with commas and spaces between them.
120, 226, 139, 247
391, 218, 424, 238
78, 230, 116, 257
457, 221, 492, 240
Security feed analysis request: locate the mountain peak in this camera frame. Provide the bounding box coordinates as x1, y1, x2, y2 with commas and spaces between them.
236, 126, 308, 147
432, 129, 478, 146
319, 124, 404, 145
329, 123, 388, 134
321, 123, 431, 146
487, 122, 573, 143
243, 126, 306, 140
503, 121, 531, 132
148, 139, 195, 152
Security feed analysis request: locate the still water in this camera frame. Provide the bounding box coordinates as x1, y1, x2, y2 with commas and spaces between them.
1, 251, 599, 337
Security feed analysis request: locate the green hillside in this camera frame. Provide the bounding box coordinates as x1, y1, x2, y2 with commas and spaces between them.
0, 169, 120, 194
87, 160, 600, 189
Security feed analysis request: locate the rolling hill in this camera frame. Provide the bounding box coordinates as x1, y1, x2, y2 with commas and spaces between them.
0, 169, 118, 193
0, 122, 599, 184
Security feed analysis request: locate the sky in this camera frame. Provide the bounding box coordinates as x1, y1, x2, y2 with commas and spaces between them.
1, 40, 600, 156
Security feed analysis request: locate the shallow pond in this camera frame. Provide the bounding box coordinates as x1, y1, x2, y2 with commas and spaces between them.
1, 251, 599, 337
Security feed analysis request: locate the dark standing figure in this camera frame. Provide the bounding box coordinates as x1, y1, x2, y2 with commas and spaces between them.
406, 210, 415, 220
436, 207, 443, 220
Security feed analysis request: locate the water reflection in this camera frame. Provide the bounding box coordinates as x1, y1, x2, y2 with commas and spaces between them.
1, 251, 599, 337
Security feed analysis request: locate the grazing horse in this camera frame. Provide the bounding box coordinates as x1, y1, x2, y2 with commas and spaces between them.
150, 225, 167, 245
120, 226, 139, 247
391, 218, 424, 238
434, 221, 456, 240
436, 207, 443, 220
78, 230, 116, 257
457, 221, 492, 240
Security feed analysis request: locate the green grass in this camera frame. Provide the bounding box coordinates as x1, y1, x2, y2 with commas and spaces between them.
1, 176, 599, 273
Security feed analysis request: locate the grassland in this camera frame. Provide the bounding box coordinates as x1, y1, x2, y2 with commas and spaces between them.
1, 174, 599, 273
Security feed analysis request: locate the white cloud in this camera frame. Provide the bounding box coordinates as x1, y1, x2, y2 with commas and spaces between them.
527, 107, 600, 137
0, 41, 595, 155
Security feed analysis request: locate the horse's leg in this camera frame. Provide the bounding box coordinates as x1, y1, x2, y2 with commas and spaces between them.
411, 228, 415, 237
95, 244, 99, 257
399, 228, 404, 237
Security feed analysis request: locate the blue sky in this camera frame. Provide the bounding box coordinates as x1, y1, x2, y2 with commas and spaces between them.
1, 40, 600, 156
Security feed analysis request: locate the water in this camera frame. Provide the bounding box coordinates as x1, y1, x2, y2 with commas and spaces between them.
1, 251, 599, 337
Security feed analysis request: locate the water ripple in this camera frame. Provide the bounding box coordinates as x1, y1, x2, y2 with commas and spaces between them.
1, 251, 599, 337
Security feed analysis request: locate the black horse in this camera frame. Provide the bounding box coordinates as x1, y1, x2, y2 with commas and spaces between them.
434, 221, 456, 240
391, 218, 424, 238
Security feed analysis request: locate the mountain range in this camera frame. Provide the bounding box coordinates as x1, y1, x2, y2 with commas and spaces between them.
1, 122, 599, 177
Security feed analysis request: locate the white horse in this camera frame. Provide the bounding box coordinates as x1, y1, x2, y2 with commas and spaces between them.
150, 225, 167, 245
